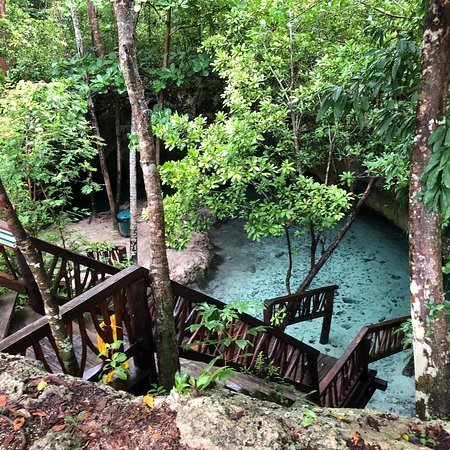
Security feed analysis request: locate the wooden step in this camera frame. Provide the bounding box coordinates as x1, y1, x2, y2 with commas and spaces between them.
0, 292, 18, 339
7, 306, 43, 336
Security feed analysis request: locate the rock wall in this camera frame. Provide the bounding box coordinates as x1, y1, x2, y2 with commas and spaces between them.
1, 354, 449, 450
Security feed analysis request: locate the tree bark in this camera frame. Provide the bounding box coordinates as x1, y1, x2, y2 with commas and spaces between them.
87, 0, 105, 57
0, 0, 8, 75
296, 177, 376, 293
69, 4, 118, 229
129, 121, 138, 264
409, 0, 450, 419
0, 178, 80, 376
155, 7, 172, 166
115, 95, 122, 212
114, 0, 179, 389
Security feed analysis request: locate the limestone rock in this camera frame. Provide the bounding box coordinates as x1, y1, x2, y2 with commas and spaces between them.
167, 232, 215, 285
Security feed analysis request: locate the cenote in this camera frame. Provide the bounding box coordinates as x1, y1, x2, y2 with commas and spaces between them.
198, 208, 415, 416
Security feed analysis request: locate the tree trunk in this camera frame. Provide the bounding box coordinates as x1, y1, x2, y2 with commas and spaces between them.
69, 4, 118, 229
115, 95, 122, 212
296, 177, 376, 293
0, 0, 8, 75
409, 0, 450, 420
114, 0, 179, 389
155, 7, 172, 166
0, 178, 80, 376
87, 0, 105, 57
129, 121, 138, 264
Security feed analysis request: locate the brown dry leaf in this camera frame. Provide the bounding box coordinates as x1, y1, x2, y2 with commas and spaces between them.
0, 394, 7, 407
3, 432, 15, 446
32, 410, 47, 417
51, 423, 67, 432
151, 433, 161, 440
12, 417, 25, 431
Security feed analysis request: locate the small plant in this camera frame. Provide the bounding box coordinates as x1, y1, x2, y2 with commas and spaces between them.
179, 301, 267, 392
300, 408, 317, 428
147, 384, 167, 396
64, 411, 86, 427
98, 340, 130, 384
270, 307, 287, 327
172, 371, 191, 395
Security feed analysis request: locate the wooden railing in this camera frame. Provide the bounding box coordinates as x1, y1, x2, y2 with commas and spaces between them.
154, 282, 322, 400
264, 285, 338, 344
0, 238, 120, 313
319, 316, 409, 407
0, 265, 156, 381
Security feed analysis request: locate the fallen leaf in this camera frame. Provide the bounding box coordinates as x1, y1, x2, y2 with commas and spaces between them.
3, 432, 14, 446
151, 433, 160, 439
15, 408, 31, 418
44, 375, 67, 386
32, 410, 47, 417
51, 423, 67, 432
0, 394, 7, 407
37, 380, 48, 391
12, 417, 25, 431
143, 395, 154, 409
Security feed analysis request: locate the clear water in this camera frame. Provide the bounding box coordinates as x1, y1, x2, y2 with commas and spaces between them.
198, 209, 415, 416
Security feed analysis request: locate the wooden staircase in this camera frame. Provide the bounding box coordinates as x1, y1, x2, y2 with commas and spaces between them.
0, 235, 410, 409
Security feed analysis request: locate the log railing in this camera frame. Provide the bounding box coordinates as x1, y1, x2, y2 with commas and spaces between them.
319, 316, 409, 407
0, 265, 156, 381
264, 285, 338, 344
153, 282, 322, 399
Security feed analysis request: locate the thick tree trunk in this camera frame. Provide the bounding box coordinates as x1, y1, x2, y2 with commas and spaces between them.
114, 0, 179, 389
129, 122, 138, 264
409, 0, 450, 420
296, 177, 376, 293
87, 0, 105, 57
0, 178, 80, 376
69, 4, 118, 229
0, 0, 8, 75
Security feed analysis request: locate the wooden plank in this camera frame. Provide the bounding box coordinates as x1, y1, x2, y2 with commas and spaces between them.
0, 292, 18, 339
31, 237, 120, 275
0, 272, 27, 294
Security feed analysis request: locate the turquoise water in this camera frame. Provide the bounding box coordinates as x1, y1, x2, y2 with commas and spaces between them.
199, 210, 415, 415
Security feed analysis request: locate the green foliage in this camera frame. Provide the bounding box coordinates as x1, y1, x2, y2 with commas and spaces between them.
421, 118, 450, 222
180, 301, 266, 391
98, 340, 130, 385
300, 408, 317, 428
270, 307, 287, 327
0, 80, 97, 233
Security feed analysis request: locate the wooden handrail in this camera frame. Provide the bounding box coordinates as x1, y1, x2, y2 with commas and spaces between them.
264, 285, 338, 344
168, 282, 321, 399
31, 237, 120, 275
0, 265, 155, 380
319, 316, 410, 407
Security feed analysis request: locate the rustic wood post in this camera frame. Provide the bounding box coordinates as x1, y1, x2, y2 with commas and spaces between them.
319, 291, 334, 345
126, 276, 157, 383
16, 250, 45, 315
